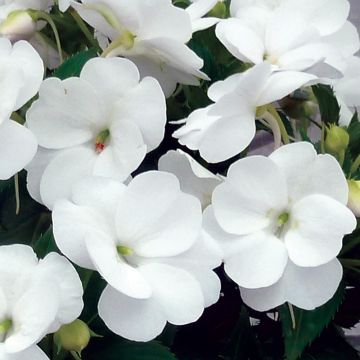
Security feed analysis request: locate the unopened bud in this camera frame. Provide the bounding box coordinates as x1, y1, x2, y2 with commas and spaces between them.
54, 319, 90, 353
208, 1, 227, 18
348, 180, 360, 217
0, 10, 36, 42
325, 125, 349, 156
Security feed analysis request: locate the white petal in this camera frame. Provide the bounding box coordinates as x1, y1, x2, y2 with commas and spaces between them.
116, 171, 202, 257
98, 285, 166, 342
208, 73, 244, 102
35, 253, 84, 332
5, 282, 59, 353
0, 120, 37, 180
52, 199, 106, 270
158, 149, 221, 209
139, 263, 204, 325
111, 76, 166, 152
5, 345, 50, 360
85, 231, 152, 299
257, 71, 318, 106
212, 156, 288, 235
216, 19, 265, 63
285, 194, 356, 267
269, 143, 349, 203
80, 57, 140, 106
240, 259, 343, 311
26, 77, 103, 149
225, 231, 288, 288
40, 147, 96, 209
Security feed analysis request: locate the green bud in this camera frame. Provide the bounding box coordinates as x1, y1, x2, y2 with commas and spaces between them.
208, 2, 227, 18
55, 320, 90, 353
348, 180, 360, 217
0, 10, 36, 42
325, 125, 349, 156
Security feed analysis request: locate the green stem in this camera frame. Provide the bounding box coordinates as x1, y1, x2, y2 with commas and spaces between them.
340, 258, 360, 268
351, 155, 360, 176
320, 123, 326, 154
266, 105, 290, 145
14, 173, 20, 215
70, 9, 101, 52
30, 11, 64, 63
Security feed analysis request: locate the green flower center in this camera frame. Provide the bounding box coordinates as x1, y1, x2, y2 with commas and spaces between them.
95, 129, 110, 153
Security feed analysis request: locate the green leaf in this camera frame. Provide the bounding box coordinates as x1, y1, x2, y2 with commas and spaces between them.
312, 84, 340, 124
348, 112, 360, 157
93, 340, 177, 360
53, 48, 98, 79
34, 226, 58, 258
280, 284, 345, 360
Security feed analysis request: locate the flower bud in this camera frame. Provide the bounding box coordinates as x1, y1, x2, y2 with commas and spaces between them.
325, 125, 349, 156
54, 320, 90, 353
208, 1, 227, 18
348, 180, 360, 217
0, 10, 37, 42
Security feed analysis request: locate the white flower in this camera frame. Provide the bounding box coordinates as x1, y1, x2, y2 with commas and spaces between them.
202, 142, 356, 310
347, 179, 360, 217
0, 244, 83, 360
186, 0, 221, 32
58, 0, 70, 12
217, 0, 358, 74
173, 62, 317, 163
333, 56, 360, 126
0, 38, 43, 180
71, 0, 209, 96
26, 57, 166, 209
52, 172, 221, 341
158, 149, 222, 209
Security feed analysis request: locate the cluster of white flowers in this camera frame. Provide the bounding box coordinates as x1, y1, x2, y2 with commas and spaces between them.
0, 0, 359, 354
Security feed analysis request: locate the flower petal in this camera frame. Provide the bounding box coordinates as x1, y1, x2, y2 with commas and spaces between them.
286, 194, 356, 267
212, 156, 288, 235
98, 285, 166, 342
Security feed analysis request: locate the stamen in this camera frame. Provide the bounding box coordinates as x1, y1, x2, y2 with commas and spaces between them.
117, 245, 134, 256
0, 319, 12, 335
95, 129, 110, 153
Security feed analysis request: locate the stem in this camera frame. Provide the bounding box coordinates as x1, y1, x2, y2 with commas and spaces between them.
14, 173, 20, 215
261, 112, 282, 150
288, 303, 296, 330
340, 258, 360, 268
320, 123, 326, 154
351, 155, 360, 176
70, 9, 101, 52
266, 105, 290, 145
31, 11, 64, 63
101, 37, 121, 57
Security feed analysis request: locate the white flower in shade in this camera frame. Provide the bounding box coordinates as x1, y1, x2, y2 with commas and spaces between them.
173, 62, 317, 163
158, 149, 222, 209
71, 0, 209, 96
186, 0, 221, 32
52, 172, 221, 341
0, 38, 43, 180
347, 180, 360, 217
202, 142, 356, 310
217, 0, 358, 75
26, 57, 166, 209
0, 244, 83, 360
333, 56, 360, 126
58, 0, 71, 12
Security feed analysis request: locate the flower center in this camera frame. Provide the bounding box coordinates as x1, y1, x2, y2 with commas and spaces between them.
117, 245, 134, 257
95, 129, 110, 153
274, 211, 291, 238
0, 318, 12, 342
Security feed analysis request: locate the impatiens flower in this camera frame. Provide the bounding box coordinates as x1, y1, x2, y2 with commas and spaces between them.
52, 172, 221, 341
58, 0, 71, 12
0, 244, 83, 360
173, 62, 317, 163
203, 142, 356, 310
71, 0, 209, 96
186, 0, 222, 32
26, 57, 166, 209
217, 0, 358, 74
158, 149, 222, 209
0, 38, 43, 180
333, 56, 360, 126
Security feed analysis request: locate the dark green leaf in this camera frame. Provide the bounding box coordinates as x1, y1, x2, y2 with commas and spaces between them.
93, 340, 177, 360
53, 48, 98, 79
34, 226, 58, 258
280, 284, 345, 360
312, 85, 340, 124
348, 112, 360, 158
